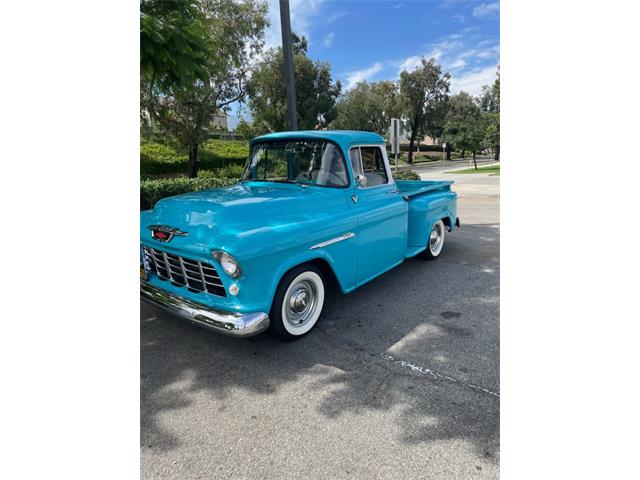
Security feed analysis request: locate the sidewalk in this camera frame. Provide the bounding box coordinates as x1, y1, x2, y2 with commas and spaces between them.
415, 161, 500, 198
393, 155, 496, 174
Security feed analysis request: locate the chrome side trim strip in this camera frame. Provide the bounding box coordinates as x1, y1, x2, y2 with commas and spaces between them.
309, 232, 356, 250
141, 280, 270, 337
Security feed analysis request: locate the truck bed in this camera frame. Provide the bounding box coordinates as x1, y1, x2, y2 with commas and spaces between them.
394, 180, 454, 198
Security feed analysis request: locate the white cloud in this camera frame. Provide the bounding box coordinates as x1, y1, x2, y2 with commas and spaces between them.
451, 13, 465, 23
449, 65, 498, 96
472, 2, 499, 18
476, 44, 500, 59
449, 58, 466, 69
325, 11, 347, 23
344, 62, 384, 90
264, 0, 326, 50
397, 55, 422, 74
359, 28, 498, 98
322, 31, 335, 47
395, 38, 462, 75
393, 3, 404, 9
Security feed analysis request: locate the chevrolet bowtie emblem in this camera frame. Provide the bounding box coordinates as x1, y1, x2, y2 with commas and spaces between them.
147, 225, 189, 243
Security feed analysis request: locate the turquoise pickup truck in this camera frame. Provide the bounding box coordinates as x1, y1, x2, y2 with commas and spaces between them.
140, 130, 459, 340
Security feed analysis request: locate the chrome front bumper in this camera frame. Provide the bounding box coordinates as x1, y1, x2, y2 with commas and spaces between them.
140, 280, 270, 337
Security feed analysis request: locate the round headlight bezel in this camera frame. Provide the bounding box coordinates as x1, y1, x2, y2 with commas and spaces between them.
212, 251, 241, 279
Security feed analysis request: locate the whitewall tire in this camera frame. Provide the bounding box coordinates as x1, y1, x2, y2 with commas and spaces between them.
270, 265, 325, 340
421, 219, 446, 260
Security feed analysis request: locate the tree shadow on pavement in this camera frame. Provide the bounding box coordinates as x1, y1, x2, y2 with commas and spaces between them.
141, 222, 500, 463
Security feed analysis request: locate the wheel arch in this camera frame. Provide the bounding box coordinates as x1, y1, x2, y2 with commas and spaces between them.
267, 253, 345, 313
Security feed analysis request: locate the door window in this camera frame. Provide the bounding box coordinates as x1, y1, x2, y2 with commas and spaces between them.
359, 146, 388, 187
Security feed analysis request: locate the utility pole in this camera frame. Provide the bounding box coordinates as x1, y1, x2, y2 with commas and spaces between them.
279, 0, 298, 131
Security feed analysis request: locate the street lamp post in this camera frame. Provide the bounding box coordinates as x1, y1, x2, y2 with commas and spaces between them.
279, 0, 298, 131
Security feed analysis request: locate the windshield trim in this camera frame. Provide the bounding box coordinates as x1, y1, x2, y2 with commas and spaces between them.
244, 138, 352, 190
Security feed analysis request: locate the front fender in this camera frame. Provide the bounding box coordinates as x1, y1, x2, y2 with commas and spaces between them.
234, 228, 358, 314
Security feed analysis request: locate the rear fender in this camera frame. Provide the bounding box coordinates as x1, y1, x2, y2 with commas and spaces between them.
406, 192, 457, 247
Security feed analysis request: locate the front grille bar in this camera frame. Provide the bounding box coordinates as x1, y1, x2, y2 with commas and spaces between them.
143, 246, 226, 297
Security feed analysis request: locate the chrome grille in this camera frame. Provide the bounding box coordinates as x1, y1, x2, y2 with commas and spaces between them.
142, 246, 226, 297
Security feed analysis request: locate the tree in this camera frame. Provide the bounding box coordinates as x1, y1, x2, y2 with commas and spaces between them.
443, 92, 485, 169
479, 71, 500, 161
422, 95, 449, 144
141, 0, 268, 177
332, 80, 403, 136
339, 81, 403, 135
246, 36, 341, 131
140, 0, 211, 93
400, 58, 450, 164
234, 119, 268, 140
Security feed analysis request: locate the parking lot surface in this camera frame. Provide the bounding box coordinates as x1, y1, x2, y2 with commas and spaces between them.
141, 171, 500, 479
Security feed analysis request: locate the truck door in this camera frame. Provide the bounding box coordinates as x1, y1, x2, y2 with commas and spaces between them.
349, 145, 407, 284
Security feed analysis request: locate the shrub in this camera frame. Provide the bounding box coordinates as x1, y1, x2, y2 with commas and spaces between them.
199, 139, 249, 166
199, 163, 245, 179
140, 139, 249, 175
140, 141, 186, 163
140, 177, 237, 210
393, 170, 420, 180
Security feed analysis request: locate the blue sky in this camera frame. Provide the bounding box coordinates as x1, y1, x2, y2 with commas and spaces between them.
232, 0, 499, 127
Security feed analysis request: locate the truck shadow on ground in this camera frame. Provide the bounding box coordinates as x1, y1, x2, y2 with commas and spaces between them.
141, 223, 499, 461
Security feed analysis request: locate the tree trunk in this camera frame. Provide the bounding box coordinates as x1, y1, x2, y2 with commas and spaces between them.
473, 151, 478, 170
494, 144, 500, 162
446, 143, 452, 161
407, 130, 417, 164
461, 149, 466, 158
188, 142, 199, 178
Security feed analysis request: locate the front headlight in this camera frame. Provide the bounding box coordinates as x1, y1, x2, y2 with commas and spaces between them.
212, 251, 241, 278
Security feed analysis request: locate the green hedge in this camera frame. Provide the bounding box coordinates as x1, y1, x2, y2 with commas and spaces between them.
140, 177, 237, 210
141, 139, 249, 175
140, 171, 424, 209
392, 170, 420, 180
199, 164, 245, 179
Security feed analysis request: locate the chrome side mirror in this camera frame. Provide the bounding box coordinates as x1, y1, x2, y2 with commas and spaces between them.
356, 174, 367, 188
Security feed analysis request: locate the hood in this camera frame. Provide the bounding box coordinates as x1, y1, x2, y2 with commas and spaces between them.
141, 182, 350, 255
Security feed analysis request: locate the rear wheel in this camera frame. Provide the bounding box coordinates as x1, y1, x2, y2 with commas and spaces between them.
270, 265, 325, 341
421, 219, 446, 260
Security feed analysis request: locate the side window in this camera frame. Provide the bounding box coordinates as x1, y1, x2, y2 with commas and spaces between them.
360, 146, 389, 187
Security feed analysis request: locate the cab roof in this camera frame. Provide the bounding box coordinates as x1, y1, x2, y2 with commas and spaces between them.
251, 130, 385, 148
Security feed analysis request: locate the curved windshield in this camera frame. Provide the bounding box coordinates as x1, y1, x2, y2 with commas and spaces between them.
241, 140, 349, 187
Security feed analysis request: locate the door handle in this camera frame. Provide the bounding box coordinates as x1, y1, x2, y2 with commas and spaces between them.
387, 188, 399, 194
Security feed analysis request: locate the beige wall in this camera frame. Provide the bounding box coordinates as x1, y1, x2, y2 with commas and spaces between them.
211, 113, 228, 130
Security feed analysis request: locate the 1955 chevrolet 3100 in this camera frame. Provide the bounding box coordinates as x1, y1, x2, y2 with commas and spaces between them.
140, 130, 459, 340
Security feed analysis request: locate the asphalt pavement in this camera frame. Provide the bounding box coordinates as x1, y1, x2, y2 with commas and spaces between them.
140, 169, 500, 479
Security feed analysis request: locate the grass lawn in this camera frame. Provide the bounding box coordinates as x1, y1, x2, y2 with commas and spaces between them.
448, 165, 500, 175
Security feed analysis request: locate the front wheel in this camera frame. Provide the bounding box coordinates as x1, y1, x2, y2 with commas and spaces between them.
420, 219, 446, 260
270, 265, 326, 341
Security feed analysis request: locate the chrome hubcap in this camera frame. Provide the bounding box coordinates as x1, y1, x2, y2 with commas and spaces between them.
289, 289, 309, 313
285, 280, 317, 326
